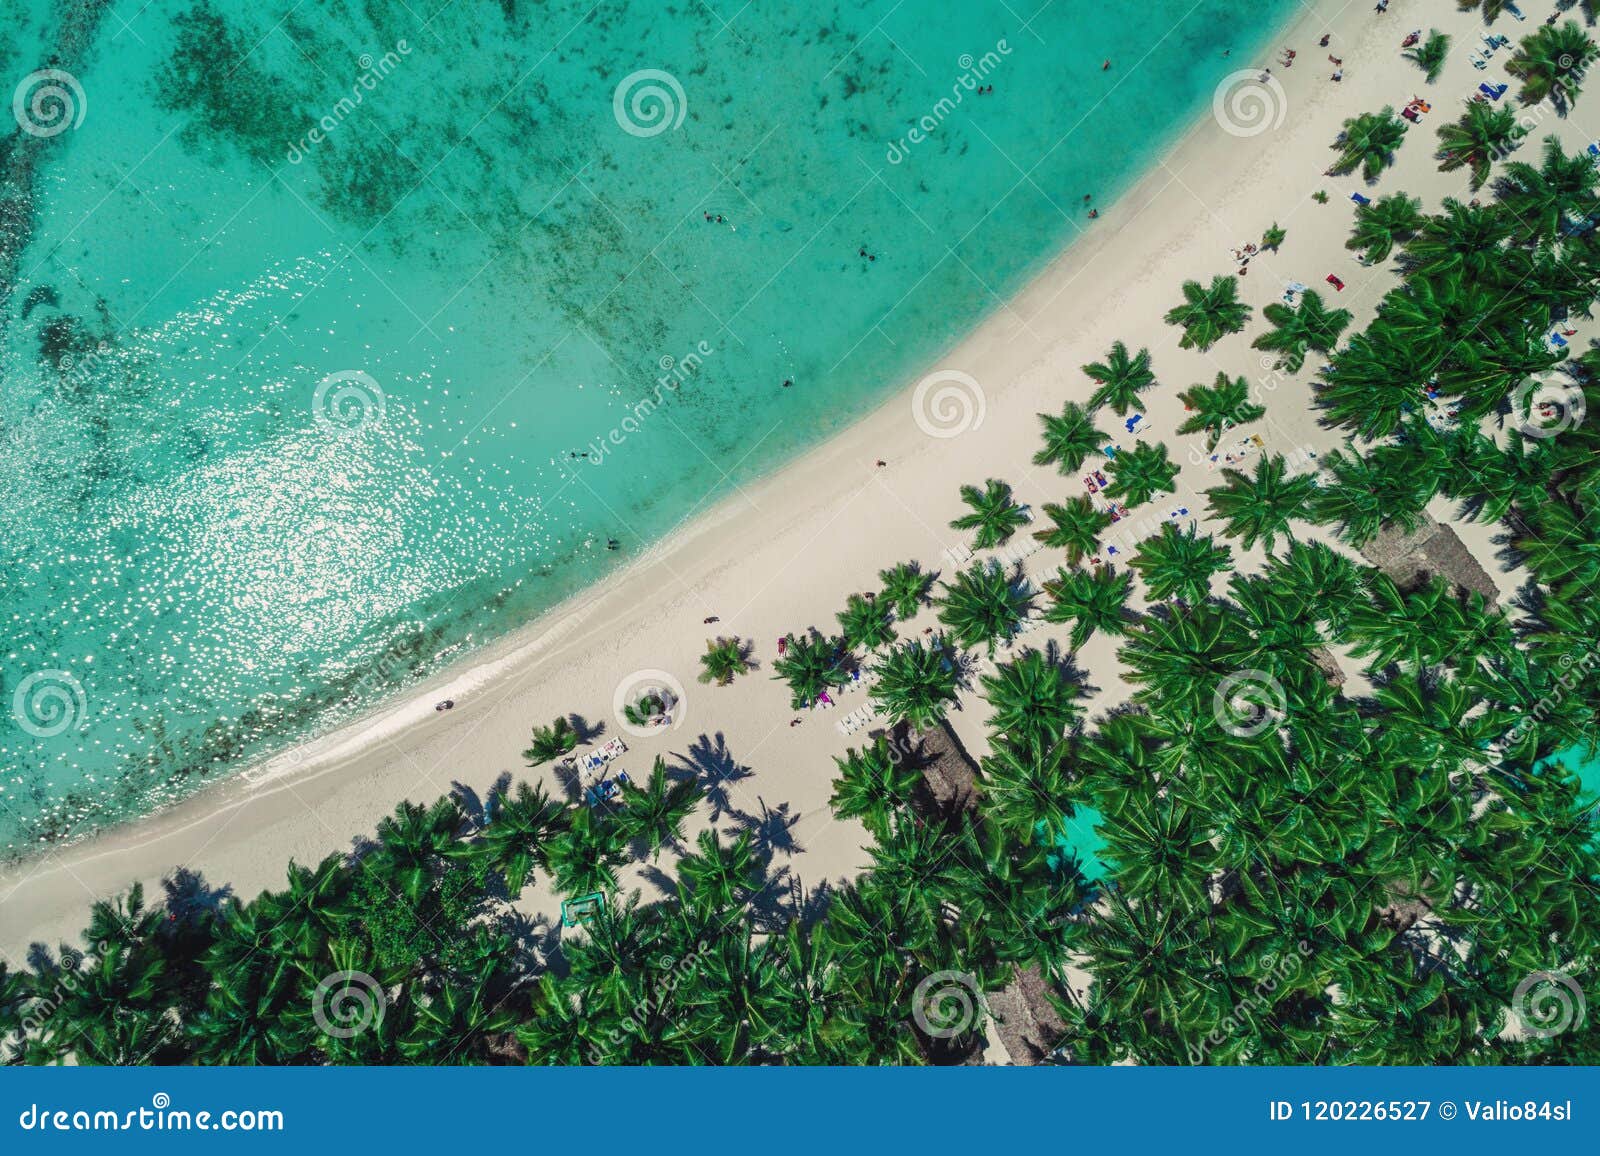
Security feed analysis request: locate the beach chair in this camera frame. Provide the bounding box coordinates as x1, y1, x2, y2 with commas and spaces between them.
1469, 52, 1488, 70
1350, 192, 1371, 206
1550, 333, 1570, 349
1478, 82, 1507, 101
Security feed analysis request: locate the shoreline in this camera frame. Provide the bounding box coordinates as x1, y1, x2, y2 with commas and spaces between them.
0, 0, 1433, 955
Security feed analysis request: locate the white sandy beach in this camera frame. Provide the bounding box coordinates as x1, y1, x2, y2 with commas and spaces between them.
0, 0, 1535, 959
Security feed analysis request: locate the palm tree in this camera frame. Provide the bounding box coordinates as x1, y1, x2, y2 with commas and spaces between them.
830, 737, 922, 841
517, 975, 594, 1065
475, 781, 569, 896
616, 757, 701, 857
1129, 521, 1233, 604
1164, 277, 1251, 351
1261, 222, 1287, 252
1506, 21, 1599, 113
980, 649, 1081, 749
1033, 400, 1104, 472
1404, 30, 1450, 82
1176, 372, 1265, 448
546, 807, 630, 897
371, 797, 462, 902
697, 636, 752, 685
1399, 196, 1513, 279
1346, 193, 1425, 263
1103, 440, 1179, 509
1253, 291, 1353, 374
950, 478, 1027, 549
1436, 101, 1526, 189
935, 560, 1031, 655
1311, 443, 1434, 547
978, 733, 1080, 843
1205, 454, 1318, 553
1083, 341, 1157, 414
1042, 564, 1135, 649
676, 829, 761, 917
1456, 0, 1516, 21
771, 628, 848, 708
623, 692, 671, 729
1496, 137, 1600, 243
837, 593, 894, 651
870, 639, 960, 731
878, 561, 935, 621
1329, 108, 1407, 181
521, 716, 579, 766
1033, 495, 1110, 564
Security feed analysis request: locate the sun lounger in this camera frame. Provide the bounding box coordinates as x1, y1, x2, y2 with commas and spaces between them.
1550, 333, 1569, 348
1350, 192, 1371, 206
1478, 82, 1507, 101
1469, 52, 1488, 70
577, 737, 627, 776
1505, 2, 1524, 20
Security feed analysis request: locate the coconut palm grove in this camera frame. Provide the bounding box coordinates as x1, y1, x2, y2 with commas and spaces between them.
6, 15, 1600, 1070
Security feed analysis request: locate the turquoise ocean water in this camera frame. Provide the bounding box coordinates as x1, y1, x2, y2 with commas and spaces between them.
0, 0, 1299, 855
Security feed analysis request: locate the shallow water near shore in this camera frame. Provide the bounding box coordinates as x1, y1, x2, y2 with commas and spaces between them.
0, 0, 1298, 854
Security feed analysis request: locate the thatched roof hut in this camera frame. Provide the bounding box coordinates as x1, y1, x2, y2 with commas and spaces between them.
986, 962, 1069, 1065
1358, 514, 1499, 601
911, 719, 981, 813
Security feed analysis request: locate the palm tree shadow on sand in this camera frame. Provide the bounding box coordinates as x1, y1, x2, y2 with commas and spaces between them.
671, 731, 755, 823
